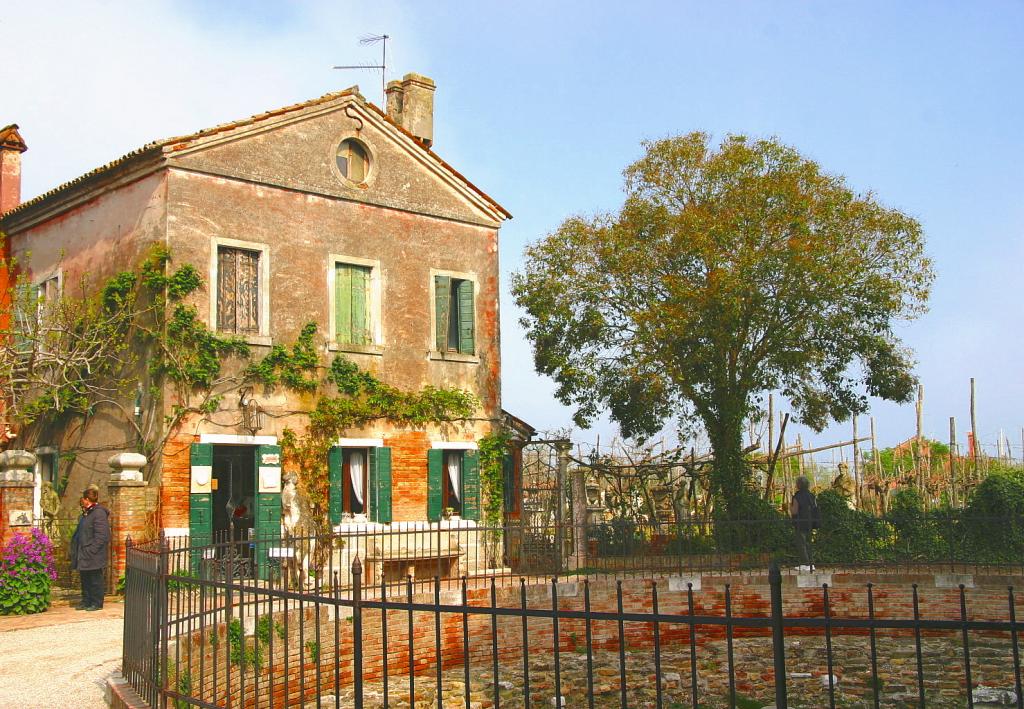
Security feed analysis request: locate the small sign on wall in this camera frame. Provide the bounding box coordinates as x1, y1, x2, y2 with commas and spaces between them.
191, 465, 212, 494
8, 510, 32, 527
261, 453, 280, 465
258, 467, 282, 493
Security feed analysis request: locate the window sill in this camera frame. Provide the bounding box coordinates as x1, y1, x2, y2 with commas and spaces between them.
428, 350, 479, 364
215, 331, 272, 347
328, 342, 385, 356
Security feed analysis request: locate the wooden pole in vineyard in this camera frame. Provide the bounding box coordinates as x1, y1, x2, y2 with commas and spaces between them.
970, 377, 979, 482
949, 416, 958, 507
916, 383, 925, 495
852, 416, 861, 510
870, 416, 879, 513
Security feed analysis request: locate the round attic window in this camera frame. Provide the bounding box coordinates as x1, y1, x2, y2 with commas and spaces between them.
336, 138, 370, 185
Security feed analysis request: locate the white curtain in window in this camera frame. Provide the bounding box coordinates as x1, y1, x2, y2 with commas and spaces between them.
350, 450, 365, 506
446, 452, 461, 502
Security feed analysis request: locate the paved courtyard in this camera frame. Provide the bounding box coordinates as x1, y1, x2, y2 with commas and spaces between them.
0, 598, 123, 709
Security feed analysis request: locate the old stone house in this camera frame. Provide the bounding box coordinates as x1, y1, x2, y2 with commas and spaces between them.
0, 75, 515, 579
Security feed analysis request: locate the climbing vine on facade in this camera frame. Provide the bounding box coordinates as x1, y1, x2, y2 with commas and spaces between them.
274, 324, 479, 535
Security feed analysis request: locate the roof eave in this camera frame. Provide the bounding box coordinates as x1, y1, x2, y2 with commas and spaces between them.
0, 146, 165, 233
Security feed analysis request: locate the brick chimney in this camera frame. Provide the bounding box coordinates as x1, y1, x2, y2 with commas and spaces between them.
0, 125, 27, 215
385, 73, 435, 148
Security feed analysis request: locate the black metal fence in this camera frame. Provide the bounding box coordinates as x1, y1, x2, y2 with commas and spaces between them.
123, 526, 1024, 709
163, 514, 1024, 593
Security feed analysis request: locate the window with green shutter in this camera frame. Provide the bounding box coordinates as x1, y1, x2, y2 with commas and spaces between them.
330, 447, 380, 522
426, 448, 480, 521
427, 449, 444, 522
328, 446, 344, 525
369, 447, 392, 524
335, 262, 372, 345
461, 450, 481, 521
433, 275, 475, 355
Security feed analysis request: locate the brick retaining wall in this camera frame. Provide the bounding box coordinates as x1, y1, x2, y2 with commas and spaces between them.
162, 569, 1024, 707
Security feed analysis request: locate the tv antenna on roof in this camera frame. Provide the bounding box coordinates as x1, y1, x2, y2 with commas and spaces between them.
333, 34, 390, 107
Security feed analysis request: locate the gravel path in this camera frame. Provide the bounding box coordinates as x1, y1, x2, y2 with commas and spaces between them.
0, 600, 123, 709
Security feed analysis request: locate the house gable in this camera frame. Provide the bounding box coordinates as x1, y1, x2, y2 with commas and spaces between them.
166, 98, 505, 228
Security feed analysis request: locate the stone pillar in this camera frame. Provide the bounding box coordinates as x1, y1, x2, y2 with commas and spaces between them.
0, 450, 38, 547
107, 452, 149, 590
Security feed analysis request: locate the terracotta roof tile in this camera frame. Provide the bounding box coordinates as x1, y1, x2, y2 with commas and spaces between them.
4, 88, 358, 219
3, 86, 510, 222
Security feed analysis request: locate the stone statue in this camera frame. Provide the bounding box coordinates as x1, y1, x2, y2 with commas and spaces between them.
832, 463, 856, 508
281, 472, 301, 533
280, 471, 312, 588
40, 481, 61, 538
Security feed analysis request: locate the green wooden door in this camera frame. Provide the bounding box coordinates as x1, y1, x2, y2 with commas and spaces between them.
189, 443, 214, 574
254, 444, 282, 581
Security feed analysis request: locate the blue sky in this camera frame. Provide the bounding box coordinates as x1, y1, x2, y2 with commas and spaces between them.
3, 1, 1022, 458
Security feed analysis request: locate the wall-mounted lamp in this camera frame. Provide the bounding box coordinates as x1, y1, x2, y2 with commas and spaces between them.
239, 387, 264, 435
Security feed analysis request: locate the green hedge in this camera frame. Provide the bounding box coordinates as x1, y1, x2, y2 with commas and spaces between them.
584, 470, 1024, 567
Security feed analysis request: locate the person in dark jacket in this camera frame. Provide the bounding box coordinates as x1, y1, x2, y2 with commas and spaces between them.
70, 484, 111, 610
789, 475, 819, 570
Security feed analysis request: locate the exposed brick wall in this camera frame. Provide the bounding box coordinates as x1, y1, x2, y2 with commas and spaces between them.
384, 431, 431, 522
107, 482, 152, 585
169, 570, 1024, 707
0, 482, 34, 547
161, 433, 197, 530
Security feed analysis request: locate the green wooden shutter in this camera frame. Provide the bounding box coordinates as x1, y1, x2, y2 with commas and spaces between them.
434, 275, 451, 352
462, 449, 481, 521
328, 446, 343, 526
457, 279, 475, 355
427, 449, 444, 522
336, 264, 353, 344
254, 445, 282, 581
189, 443, 214, 574
351, 266, 369, 345
370, 446, 392, 523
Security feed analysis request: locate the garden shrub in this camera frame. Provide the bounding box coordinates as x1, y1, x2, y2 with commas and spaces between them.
964, 466, 1024, 563
712, 489, 791, 557
887, 488, 948, 561
0, 529, 58, 615
814, 489, 887, 564
588, 517, 642, 556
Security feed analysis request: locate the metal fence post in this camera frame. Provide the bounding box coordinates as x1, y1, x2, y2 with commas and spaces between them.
352, 555, 364, 709
769, 561, 788, 708
157, 531, 170, 709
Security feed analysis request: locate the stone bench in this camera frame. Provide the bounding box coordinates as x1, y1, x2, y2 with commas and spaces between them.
364, 543, 462, 585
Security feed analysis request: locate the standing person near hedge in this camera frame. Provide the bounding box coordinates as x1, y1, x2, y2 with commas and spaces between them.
790, 475, 820, 570
70, 484, 111, 611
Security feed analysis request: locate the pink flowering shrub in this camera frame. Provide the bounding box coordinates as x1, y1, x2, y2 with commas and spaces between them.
0, 528, 58, 614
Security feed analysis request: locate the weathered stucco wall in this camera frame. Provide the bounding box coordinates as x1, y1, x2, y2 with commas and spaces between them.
167, 97, 499, 227
9, 172, 167, 289
3, 94, 506, 529
4, 173, 167, 515
164, 165, 501, 433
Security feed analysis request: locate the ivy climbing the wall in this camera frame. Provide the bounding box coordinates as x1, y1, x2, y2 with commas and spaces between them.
273, 323, 480, 541
477, 429, 511, 566
0, 245, 251, 453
